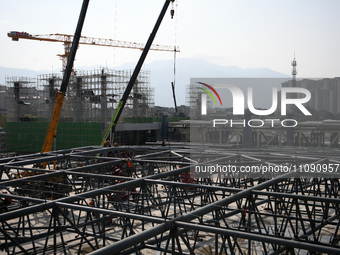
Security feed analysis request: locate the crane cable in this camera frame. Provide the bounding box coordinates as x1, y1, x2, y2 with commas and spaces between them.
113, 2, 117, 69
171, 0, 178, 112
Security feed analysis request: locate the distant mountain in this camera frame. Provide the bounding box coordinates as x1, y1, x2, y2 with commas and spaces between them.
0, 66, 52, 85
118, 58, 289, 106
0, 58, 289, 106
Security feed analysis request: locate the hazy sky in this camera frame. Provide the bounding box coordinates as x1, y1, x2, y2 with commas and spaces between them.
0, 0, 339, 77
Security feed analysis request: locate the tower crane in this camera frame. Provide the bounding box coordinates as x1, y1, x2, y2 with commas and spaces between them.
7, 0, 177, 162
7, 31, 180, 70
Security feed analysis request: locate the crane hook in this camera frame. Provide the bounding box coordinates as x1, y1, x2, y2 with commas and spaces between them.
170, 1, 175, 19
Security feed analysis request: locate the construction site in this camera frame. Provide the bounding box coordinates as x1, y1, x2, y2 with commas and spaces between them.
0, 145, 340, 254
1, 0, 340, 254
1, 73, 340, 254
5, 68, 155, 152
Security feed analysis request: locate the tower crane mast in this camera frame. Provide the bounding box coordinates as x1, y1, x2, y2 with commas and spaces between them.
7, 0, 177, 161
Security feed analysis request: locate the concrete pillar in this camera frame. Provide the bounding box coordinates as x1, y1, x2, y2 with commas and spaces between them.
101, 75, 107, 138
74, 77, 83, 122
243, 111, 253, 148
161, 115, 168, 140
286, 114, 294, 146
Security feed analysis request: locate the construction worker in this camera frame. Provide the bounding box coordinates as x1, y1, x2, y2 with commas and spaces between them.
241, 205, 247, 226
104, 139, 111, 147
102, 139, 113, 157
127, 160, 133, 168
126, 160, 133, 177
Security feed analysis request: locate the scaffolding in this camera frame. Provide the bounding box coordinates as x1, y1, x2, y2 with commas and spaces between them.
6, 69, 154, 123
186, 83, 219, 121
37, 68, 154, 122
187, 83, 204, 120
0, 145, 339, 254
5, 69, 154, 151
5, 77, 40, 122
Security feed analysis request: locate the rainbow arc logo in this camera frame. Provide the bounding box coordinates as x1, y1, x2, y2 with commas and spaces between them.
197, 82, 222, 106
197, 82, 222, 115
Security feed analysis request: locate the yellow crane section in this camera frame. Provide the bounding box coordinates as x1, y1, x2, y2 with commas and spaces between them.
8, 31, 180, 70
41, 91, 65, 154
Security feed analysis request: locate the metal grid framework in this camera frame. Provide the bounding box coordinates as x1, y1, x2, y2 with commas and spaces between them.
5, 69, 154, 123
0, 145, 340, 254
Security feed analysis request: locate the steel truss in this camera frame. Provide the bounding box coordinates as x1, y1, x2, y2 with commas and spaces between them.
0, 145, 340, 254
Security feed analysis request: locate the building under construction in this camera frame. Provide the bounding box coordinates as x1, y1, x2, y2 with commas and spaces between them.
5, 69, 155, 152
